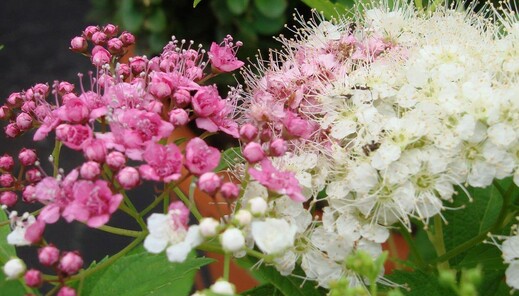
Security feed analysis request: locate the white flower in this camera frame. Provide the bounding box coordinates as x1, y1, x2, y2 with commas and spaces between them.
143, 213, 186, 254
165, 225, 203, 263
248, 197, 268, 216
199, 218, 220, 238
220, 228, 245, 252
7, 213, 36, 246
251, 218, 297, 254
3, 258, 26, 280
210, 279, 235, 295
234, 210, 252, 226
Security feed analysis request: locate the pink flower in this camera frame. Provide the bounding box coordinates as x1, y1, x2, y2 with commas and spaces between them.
116, 167, 140, 189
191, 86, 221, 117
168, 201, 190, 227
33, 171, 78, 224
55, 124, 93, 150
220, 182, 239, 199
0, 154, 14, 171
70, 36, 87, 53
38, 245, 60, 266
168, 109, 189, 126
106, 151, 126, 170
64, 180, 123, 228
139, 142, 182, 182
57, 98, 90, 123
184, 138, 221, 176
208, 36, 244, 73
24, 269, 42, 287
243, 142, 265, 163
25, 220, 45, 244
79, 161, 101, 180
248, 159, 306, 202
82, 138, 107, 162
15, 113, 33, 130
269, 138, 287, 156
197, 172, 222, 195
5, 123, 20, 138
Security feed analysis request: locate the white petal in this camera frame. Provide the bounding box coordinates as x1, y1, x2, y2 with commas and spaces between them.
143, 235, 168, 254
166, 242, 191, 263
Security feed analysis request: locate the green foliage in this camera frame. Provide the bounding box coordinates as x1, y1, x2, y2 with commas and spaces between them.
0, 210, 16, 264
300, 0, 350, 19
82, 250, 213, 296
0, 272, 28, 296
215, 147, 243, 172
387, 270, 457, 296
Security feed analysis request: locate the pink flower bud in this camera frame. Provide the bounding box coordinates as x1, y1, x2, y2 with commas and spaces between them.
15, 113, 32, 130
198, 172, 222, 195
0, 154, 14, 171
82, 26, 99, 40
82, 139, 107, 163
18, 148, 37, 166
38, 245, 60, 266
172, 89, 191, 107
59, 252, 83, 275
24, 269, 42, 287
32, 83, 49, 97
243, 142, 265, 163
7, 92, 23, 107
58, 82, 75, 95
220, 182, 239, 199
150, 82, 172, 100
107, 38, 124, 55
102, 24, 118, 36
57, 286, 76, 296
239, 124, 258, 142
283, 112, 315, 139
91, 46, 111, 67
5, 123, 21, 138
168, 109, 189, 126
116, 167, 140, 190
21, 101, 36, 113
22, 185, 36, 203
119, 31, 135, 46
0, 105, 11, 120
106, 151, 126, 170
91, 31, 107, 45
0, 191, 17, 207
269, 138, 287, 157
0, 173, 14, 187
116, 63, 130, 79
259, 128, 272, 143
130, 56, 148, 75
80, 161, 101, 180
25, 168, 42, 183
70, 36, 87, 53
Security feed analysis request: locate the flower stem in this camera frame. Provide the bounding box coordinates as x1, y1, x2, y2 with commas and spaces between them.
427, 215, 449, 269
223, 252, 231, 281
97, 225, 142, 237
51, 140, 62, 177
174, 186, 202, 221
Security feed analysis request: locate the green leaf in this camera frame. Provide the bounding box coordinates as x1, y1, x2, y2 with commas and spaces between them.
0, 45, 4, 51
226, 0, 249, 15
386, 270, 456, 296
253, 0, 287, 18
0, 210, 15, 264
146, 9, 167, 33
242, 284, 280, 295
193, 0, 203, 7
215, 147, 243, 172
87, 251, 213, 296
120, 0, 145, 32
236, 256, 323, 296
252, 9, 286, 35
0, 272, 28, 295
300, 0, 349, 20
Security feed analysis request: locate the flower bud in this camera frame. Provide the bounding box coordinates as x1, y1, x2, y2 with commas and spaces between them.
234, 209, 252, 226
107, 38, 124, 55
22, 185, 36, 203
0, 105, 11, 120
38, 245, 60, 266
168, 109, 189, 126
91, 31, 107, 45
82, 26, 99, 40
0, 191, 17, 207
116, 167, 140, 190
220, 228, 245, 252
243, 142, 265, 164
3, 258, 26, 280
58, 82, 75, 95
24, 269, 42, 287
106, 151, 126, 170
259, 128, 272, 143
220, 182, 239, 199
0, 173, 14, 187
116, 63, 130, 79
199, 218, 220, 238
0, 154, 14, 171
5, 123, 20, 138
150, 81, 172, 100
102, 24, 118, 36
82, 139, 107, 163
172, 89, 191, 107
70, 36, 87, 53
210, 279, 235, 295
130, 56, 148, 75
239, 124, 258, 142
197, 172, 222, 195
57, 286, 76, 296
7, 92, 23, 107
119, 31, 135, 46
18, 148, 37, 166
25, 168, 42, 183
21, 101, 36, 113
15, 113, 32, 130
269, 138, 287, 157
91, 46, 111, 67
80, 161, 101, 180
59, 252, 83, 275
249, 197, 268, 216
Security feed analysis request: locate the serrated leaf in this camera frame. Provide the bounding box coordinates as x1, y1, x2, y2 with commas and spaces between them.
193, 0, 204, 7
300, 0, 349, 20
253, 0, 287, 18
0, 210, 15, 264
458, 244, 505, 270
0, 272, 28, 295
88, 251, 213, 296
226, 0, 249, 15
215, 147, 243, 172
242, 284, 281, 296
236, 256, 323, 296
386, 270, 456, 296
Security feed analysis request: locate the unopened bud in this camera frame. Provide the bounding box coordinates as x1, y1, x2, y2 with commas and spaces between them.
3, 258, 26, 280
199, 218, 219, 238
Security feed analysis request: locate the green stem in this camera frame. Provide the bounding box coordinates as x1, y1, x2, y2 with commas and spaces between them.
223, 252, 231, 281
427, 215, 449, 269
120, 191, 146, 229
97, 225, 142, 237
414, 0, 423, 10
174, 186, 202, 221
398, 223, 428, 270
140, 188, 171, 217
51, 140, 62, 177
